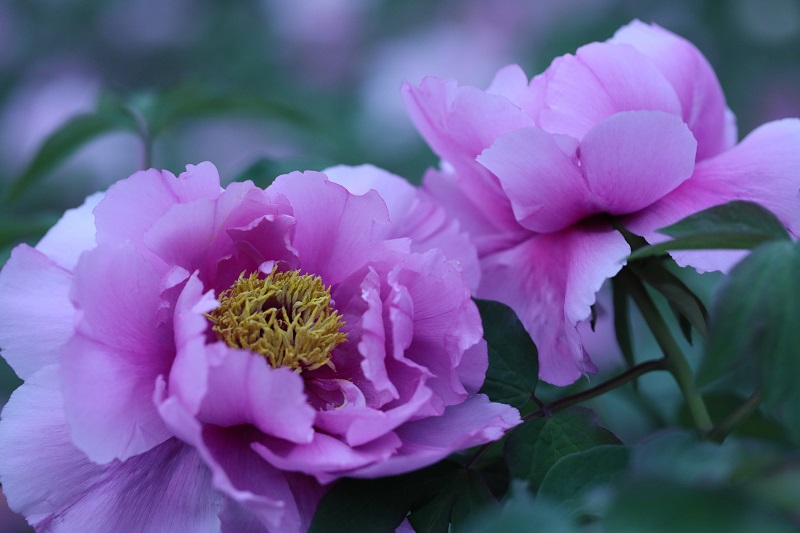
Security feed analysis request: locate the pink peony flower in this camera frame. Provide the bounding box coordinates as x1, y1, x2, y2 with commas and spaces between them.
0, 162, 519, 531
403, 20, 800, 385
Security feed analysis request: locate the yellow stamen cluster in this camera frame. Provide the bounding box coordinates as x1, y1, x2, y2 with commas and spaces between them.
208, 268, 347, 372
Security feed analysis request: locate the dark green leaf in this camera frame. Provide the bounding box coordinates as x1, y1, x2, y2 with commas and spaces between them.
611, 277, 635, 370
628, 200, 790, 261
6, 104, 138, 200
308, 461, 459, 533
629, 261, 708, 340
407, 490, 455, 533
504, 407, 621, 490
475, 299, 538, 410
538, 445, 630, 513
699, 241, 800, 441
450, 470, 498, 532
659, 201, 790, 241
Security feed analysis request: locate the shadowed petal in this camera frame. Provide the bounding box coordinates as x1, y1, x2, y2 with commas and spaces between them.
478, 227, 630, 385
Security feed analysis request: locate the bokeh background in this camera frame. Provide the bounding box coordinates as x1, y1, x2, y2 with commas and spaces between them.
1, 0, 799, 529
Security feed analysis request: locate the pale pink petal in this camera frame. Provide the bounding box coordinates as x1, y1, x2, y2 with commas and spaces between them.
62, 243, 172, 463
579, 110, 697, 214
344, 395, 520, 478
478, 228, 630, 385
626, 118, 800, 273
478, 126, 593, 233
35, 192, 103, 270
537, 41, 682, 139
611, 20, 736, 160
0, 246, 74, 379
0, 367, 222, 532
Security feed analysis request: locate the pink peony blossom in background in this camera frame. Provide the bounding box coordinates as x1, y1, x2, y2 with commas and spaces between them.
0, 162, 518, 531
403, 20, 800, 386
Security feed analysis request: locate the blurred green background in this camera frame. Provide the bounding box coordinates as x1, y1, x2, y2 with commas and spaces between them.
1, 0, 799, 530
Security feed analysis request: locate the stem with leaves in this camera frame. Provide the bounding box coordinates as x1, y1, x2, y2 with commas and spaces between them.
617, 268, 713, 434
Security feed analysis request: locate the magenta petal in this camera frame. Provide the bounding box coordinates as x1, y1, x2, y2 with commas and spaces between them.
158, 392, 310, 532
611, 20, 736, 160
323, 164, 480, 290
626, 118, 800, 273
0, 367, 222, 532
253, 431, 403, 482
0, 246, 74, 379
345, 395, 520, 478
478, 228, 630, 385
579, 110, 697, 215
486, 64, 541, 118
269, 172, 402, 285
198, 345, 316, 444
94, 163, 222, 261
62, 244, 172, 463
479, 126, 593, 233
35, 192, 102, 270
538, 41, 682, 139
402, 76, 535, 170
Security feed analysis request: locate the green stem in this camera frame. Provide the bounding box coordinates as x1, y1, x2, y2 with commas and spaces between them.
618, 268, 713, 434
708, 389, 763, 442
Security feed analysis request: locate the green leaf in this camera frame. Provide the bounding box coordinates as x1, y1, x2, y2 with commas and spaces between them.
475, 299, 538, 410
629, 261, 708, 340
308, 461, 459, 533
700, 240, 800, 441
462, 482, 579, 533
504, 407, 621, 490
627, 201, 790, 261
538, 445, 630, 513
611, 277, 635, 370
6, 102, 138, 201
605, 479, 797, 533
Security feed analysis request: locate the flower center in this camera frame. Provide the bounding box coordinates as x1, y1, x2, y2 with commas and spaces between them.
208, 267, 347, 372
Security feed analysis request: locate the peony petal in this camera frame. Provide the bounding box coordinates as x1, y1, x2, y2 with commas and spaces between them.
486, 64, 541, 117
537, 41, 682, 140
322, 165, 481, 290
94, 163, 222, 263
269, 172, 403, 285
402, 76, 535, 171
0, 245, 74, 379
253, 431, 403, 483
62, 243, 173, 462
158, 390, 310, 532
626, 118, 800, 273
198, 345, 316, 444
0, 366, 222, 532
35, 192, 103, 270
344, 395, 520, 478
479, 126, 593, 233
611, 20, 736, 160
478, 227, 630, 385
390, 250, 483, 406
422, 166, 529, 257
579, 110, 697, 215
